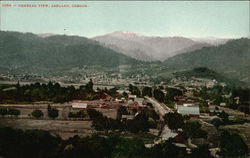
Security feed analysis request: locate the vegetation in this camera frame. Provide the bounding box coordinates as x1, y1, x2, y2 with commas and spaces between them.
0, 127, 217, 158
0, 108, 21, 117
0, 81, 98, 103
0, 31, 141, 71
182, 121, 207, 139
129, 84, 141, 97
47, 105, 59, 119
220, 131, 249, 158
68, 110, 86, 118
0, 108, 8, 117
164, 38, 250, 85
164, 112, 184, 131
31, 109, 44, 119
87, 108, 152, 133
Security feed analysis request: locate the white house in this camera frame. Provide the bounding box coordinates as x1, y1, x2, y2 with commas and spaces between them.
72, 100, 88, 109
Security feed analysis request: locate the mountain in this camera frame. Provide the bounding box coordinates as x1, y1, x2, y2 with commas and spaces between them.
191, 37, 229, 45
92, 31, 211, 61
0, 31, 141, 72
163, 38, 250, 84
37, 33, 57, 38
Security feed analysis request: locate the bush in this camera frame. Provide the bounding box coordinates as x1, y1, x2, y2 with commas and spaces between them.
8, 109, 20, 117
68, 110, 86, 118
31, 109, 44, 119
47, 106, 59, 119
0, 108, 8, 117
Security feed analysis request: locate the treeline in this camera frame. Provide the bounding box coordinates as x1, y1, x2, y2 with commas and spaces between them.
0, 127, 248, 158
0, 80, 97, 103
195, 86, 250, 114
87, 108, 156, 133
129, 84, 183, 105
0, 127, 215, 158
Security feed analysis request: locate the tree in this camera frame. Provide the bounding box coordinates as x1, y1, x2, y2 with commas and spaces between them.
0, 108, 8, 117
85, 79, 94, 92
87, 109, 103, 120
129, 84, 141, 97
164, 112, 184, 131
8, 109, 20, 117
127, 112, 150, 133
116, 106, 129, 120
182, 121, 207, 139
148, 139, 184, 158
190, 145, 214, 158
153, 89, 165, 103
31, 109, 44, 119
47, 105, 59, 119
220, 131, 248, 158
142, 86, 152, 97
218, 110, 229, 123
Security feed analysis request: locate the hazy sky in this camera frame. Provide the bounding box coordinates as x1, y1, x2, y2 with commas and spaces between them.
0, 1, 249, 38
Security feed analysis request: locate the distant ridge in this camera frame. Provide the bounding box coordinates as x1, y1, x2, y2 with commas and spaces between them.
92, 31, 230, 61
164, 38, 250, 84
0, 31, 141, 72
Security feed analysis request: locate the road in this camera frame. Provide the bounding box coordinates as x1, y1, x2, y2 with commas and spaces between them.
145, 96, 172, 119
145, 96, 176, 145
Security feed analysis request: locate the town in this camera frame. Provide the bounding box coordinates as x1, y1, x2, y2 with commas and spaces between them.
0, 78, 249, 158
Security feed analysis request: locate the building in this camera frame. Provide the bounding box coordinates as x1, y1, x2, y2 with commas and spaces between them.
128, 94, 137, 101
121, 114, 135, 121
72, 100, 88, 109
175, 102, 200, 117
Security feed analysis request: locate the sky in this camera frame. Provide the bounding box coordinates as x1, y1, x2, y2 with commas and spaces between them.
0, 1, 249, 38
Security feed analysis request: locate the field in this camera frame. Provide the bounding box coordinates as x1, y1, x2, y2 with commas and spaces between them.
0, 103, 118, 139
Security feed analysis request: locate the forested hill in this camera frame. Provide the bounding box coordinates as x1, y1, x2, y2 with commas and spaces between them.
163, 38, 250, 83
0, 31, 141, 71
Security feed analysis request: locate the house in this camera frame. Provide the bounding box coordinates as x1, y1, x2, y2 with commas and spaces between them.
220, 102, 226, 107
177, 106, 200, 117
99, 93, 112, 101
117, 90, 130, 95
135, 98, 146, 107
121, 114, 134, 121
126, 100, 139, 111
72, 100, 88, 109
128, 94, 137, 101
175, 102, 200, 117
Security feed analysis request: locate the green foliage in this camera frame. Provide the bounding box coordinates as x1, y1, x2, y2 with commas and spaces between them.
148, 139, 186, 158
126, 112, 151, 133
85, 79, 94, 92
164, 112, 184, 131
189, 145, 215, 158
47, 105, 59, 119
153, 89, 165, 103
111, 138, 146, 158
0, 31, 141, 70
0, 127, 60, 158
217, 111, 229, 123
182, 121, 207, 139
129, 84, 141, 97
31, 109, 44, 118
210, 118, 223, 128
164, 38, 250, 86
116, 106, 129, 120
142, 86, 152, 97
0, 82, 99, 103
0, 108, 8, 116
220, 131, 249, 158
68, 110, 86, 118
7, 108, 21, 116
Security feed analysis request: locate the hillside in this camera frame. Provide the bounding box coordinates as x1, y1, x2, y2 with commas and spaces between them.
0, 31, 141, 72
164, 38, 250, 84
92, 31, 211, 61
173, 67, 244, 86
